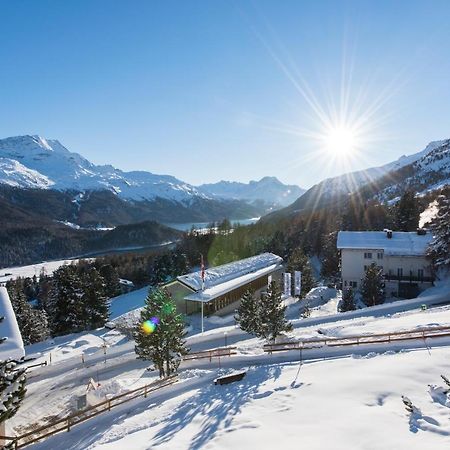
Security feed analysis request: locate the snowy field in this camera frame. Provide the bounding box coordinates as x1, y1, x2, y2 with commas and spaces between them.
6, 282, 450, 449
0, 258, 90, 283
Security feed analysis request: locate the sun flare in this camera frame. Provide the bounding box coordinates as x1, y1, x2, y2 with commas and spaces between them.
324, 126, 357, 156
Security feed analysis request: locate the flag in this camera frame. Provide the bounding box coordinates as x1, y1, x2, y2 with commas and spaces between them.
200, 254, 205, 290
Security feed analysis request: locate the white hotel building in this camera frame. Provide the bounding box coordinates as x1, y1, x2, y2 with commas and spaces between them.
337, 230, 434, 299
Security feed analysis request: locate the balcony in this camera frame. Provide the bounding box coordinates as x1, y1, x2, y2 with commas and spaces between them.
384, 274, 434, 283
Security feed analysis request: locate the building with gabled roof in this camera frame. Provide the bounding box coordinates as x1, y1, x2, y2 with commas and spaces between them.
337, 230, 434, 298
166, 253, 283, 315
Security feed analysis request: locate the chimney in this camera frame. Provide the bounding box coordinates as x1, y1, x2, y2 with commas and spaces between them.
385, 229, 393, 239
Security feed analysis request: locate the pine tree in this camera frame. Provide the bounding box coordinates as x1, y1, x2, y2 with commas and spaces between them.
361, 263, 385, 306
320, 232, 339, 279
301, 299, 311, 318
428, 187, 450, 270
134, 288, 187, 378
98, 264, 122, 298
81, 268, 109, 330
0, 317, 27, 425
234, 290, 260, 335
259, 281, 293, 342
340, 288, 356, 312
287, 248, 316, 297
47, 265, 85, 336
395, 190, 420, 231
6, 281, 49, 345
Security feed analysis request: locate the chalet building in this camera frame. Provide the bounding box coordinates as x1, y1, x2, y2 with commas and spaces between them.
165, 253, 283, 316
337, 230, 434, 299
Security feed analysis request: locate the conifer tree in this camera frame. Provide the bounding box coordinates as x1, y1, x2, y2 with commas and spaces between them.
234, 290, 260, 335
6, 282, 49, 345
395, 189, 420, 231
81, 268, 109, 330
134, 288, 187, 378
287, 248, 316, 297
259, 281, 293, 342
47, 265, 84, 335
320, 232, 339, 279
361, 263, 385, 306
428, 187, 450, 270
0, 317, 27, 426
98, 264, 122, 298
340, 288, 356, 312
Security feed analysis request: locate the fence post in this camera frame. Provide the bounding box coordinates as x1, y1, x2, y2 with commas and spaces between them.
144, 385, 148, 398
108, 400, 111, 411
67, 418, 71, 432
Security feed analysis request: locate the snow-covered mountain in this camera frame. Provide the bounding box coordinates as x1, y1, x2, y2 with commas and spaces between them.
267, 139, 450, 219
0, 135, 207, 202
199, 176, 305, 208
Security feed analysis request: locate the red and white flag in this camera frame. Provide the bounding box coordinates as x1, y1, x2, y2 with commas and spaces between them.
200, 254, 205, 290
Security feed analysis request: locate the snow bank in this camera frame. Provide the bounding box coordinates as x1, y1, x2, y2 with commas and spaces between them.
0, 287, 25, 360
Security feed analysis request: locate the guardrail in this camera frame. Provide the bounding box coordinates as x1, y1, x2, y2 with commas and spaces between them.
0, 374, 178, 449
263, 325, 450, 354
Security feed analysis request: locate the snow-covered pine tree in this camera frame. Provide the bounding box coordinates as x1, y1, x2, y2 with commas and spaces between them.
340, 288, 356, 312
6, 281, 49, 345
134, 288, 187, 378
98, 264, 122, 299
361, 263, 385, 306
234, 289, 260, 335
395, 189, 420, 231
287, 248, 316, 297
0, 317, 27, 426
428, 187, 450, 270
81, 268, 109, 330
47, 265, 84, 336
320, 232, 339, 279
259, 281, 293, 342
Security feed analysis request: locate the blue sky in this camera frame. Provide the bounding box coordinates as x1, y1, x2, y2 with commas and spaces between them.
0, 0, 449, 188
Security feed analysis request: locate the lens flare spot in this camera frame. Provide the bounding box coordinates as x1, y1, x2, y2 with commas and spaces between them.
141, 320, 156, 334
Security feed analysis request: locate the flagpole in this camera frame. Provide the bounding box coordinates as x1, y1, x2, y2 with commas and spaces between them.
201, 254, 205, 335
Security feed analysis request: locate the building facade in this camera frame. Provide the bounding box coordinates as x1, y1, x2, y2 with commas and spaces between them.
165, 253, 284, 316
337, 230, 434, 298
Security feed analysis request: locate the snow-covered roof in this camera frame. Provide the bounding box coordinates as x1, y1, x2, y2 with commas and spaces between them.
178, 253, 283, 302
337, 231, 433, 256
0, 287, 25, 361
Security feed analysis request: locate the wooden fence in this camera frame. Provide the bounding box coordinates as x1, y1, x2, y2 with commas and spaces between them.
0, 374, 179, 449
263, 325, 450, 354
182, 346, 237, 362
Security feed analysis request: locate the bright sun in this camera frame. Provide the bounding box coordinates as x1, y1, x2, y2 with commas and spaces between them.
324, 126, 357, 156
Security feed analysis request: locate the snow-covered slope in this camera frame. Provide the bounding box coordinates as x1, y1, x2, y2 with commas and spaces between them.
199, 176, 305, 207
0, 135, 208, 202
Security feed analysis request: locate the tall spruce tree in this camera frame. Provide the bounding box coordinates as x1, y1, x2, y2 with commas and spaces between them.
81, 268, 109, 330
0, 317, 27, 427
340, 289, 356, 312
98, 264, 121, 299
395, 190, 420, 231
428, 188, 450, 270
287, 248, 316, 297
134, 288, 187, 378
234, 290, 260, 335
320, 232, 339, 279
361, 263, 385, 306
6, 282, 49, 345
259, 281, 293, 342
47, 265, 84, 336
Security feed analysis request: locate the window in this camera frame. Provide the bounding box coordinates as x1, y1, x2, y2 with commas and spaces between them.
364, 252, 373, 259
377, 252, 383, 260
397, 268, 403, 278
364, 265, 368, 271
418, 269, 424, 280
349, 281, 357, 288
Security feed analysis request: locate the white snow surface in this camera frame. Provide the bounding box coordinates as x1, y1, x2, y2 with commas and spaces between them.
178, 253, 283, 292
337, 230, 432, 256
0, 287, 25, 361
0, 258, 91, 283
